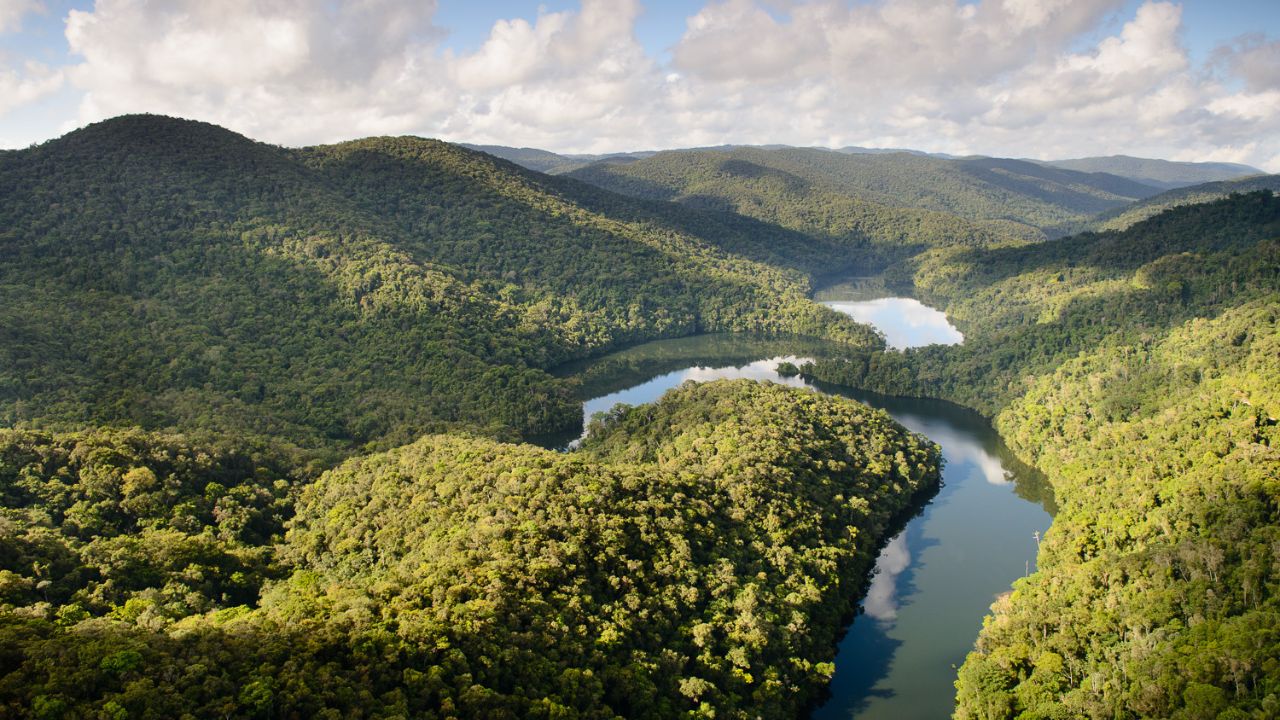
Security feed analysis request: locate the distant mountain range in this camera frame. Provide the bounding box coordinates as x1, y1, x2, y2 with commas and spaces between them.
560, 146, 1165, 242
467, 143, 1263, 190
1034, 154, 1264, 190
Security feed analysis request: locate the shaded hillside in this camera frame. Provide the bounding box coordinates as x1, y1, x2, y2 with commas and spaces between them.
458, 143, 583, 173
1042, 154, 1263, 189
0, 381, 940, 720
567, 149, 1039, 271
1081, 175, 1280, 232
566, 147, 1161, 255
461, 144, 655, 174
803, 193, 1280, 718
747, 148, 1160, 226
0, 115, 876, 452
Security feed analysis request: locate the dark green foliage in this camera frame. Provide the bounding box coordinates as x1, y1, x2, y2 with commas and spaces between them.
566, 149, 1040, 271
1081, 174, 1280, 233
1040, 155, 1263, 190
807, 191, 1280, 415
0, 428, 293, 624
0, 381, 940, 719
804, 191, 1280, 718
565, 147, 1162, 258
0, 115, 875, 451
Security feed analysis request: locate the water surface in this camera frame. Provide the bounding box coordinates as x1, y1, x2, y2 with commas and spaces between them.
825, 297, 963, 349
550, 293, 1049, 719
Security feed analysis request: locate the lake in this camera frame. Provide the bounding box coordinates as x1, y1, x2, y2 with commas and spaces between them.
547, 297, 1052, 719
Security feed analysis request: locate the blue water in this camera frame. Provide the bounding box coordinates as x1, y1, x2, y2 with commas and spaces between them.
556, 298, 1050, 719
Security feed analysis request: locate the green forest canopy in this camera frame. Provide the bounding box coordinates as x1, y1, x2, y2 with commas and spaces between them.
0, 115, 879, 454
804, 191, 1280, 719
0, 381, 939, 719
3, 113, 1279, 719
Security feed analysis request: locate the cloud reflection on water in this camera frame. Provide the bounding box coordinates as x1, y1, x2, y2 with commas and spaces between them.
824, 298, 963, 350
863, 533, 911, 623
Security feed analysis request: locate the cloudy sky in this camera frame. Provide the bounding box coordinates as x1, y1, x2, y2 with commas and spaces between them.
1, 0, 1277, 169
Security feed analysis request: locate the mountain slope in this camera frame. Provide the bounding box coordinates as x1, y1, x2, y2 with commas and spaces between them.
461, 143, 655, 174
1084, 174, 1280, 232
1042, 154, 1264, 189
0, 381, 940, 719
0, 115, 876, 451
803, 193, 1280, 718
566, 149, 1041, 270
565, 147, 1162, 253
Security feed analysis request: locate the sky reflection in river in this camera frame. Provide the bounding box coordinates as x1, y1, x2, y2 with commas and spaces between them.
824, 297, 963, 349
862, 533, 910, 623
559, 299, 1048, 718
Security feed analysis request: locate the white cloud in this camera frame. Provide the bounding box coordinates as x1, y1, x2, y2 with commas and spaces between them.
0, 0, 41, 32
64, 0, 452, 143
0, 0, 1275, 170
0, 61, 63, 116
863, 532, 910, 623
1215, 34, 1280, 93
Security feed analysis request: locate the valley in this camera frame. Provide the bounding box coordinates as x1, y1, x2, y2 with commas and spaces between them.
1, 115, 1277, 719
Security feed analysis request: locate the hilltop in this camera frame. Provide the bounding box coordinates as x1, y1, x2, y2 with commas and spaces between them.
1038, 154, 1263, 189
0, 115, 876, 452
562, 146, 1163, 249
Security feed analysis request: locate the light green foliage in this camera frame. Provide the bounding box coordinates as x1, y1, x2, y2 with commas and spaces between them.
804, 192, 1280, 718
956, 301, 1280, 719
0, 428, 293, 623
0, 381, 939, 719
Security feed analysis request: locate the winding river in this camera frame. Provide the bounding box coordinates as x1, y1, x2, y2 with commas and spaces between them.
547, 292, 1054, 719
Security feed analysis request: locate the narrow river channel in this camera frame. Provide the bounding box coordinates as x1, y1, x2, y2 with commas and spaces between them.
546, 293, 1055, 719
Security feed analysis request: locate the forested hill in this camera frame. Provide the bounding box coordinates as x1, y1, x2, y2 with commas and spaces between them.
0, 381, 940, 719
0, 114, 876, 452
564, 147, 1161, 254
803, 191, 1280, 718
1082, 173, 1280, 233
459, 143, 654, 174
1040, 154, 1264, 189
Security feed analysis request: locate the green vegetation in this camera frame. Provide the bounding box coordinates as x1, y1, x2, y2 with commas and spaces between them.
0, 115, 876, 453
565, 147, 1161, 257
804, 191, 1280, 717
0, 381, 939, 719
1082, 174, 1280, 233
955, 299, 1280, 720
0, 428, 295, 624
5, 112, 1279, 719
566, 150, 1037, 270
1039, 155, 1263, 190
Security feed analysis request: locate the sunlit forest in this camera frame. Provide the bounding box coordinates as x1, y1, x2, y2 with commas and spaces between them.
1, 113, 1278, 719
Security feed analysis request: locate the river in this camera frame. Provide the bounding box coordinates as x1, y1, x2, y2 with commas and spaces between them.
546, 296, 1054, 719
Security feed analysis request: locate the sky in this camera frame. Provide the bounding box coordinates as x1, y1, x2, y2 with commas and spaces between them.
0, 0, 1278, 169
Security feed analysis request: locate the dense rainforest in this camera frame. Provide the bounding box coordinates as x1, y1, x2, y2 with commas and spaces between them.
0, 381, 939, 719
563, 146, 1168, 252
1081, 174, 1280, 234
1035, 155, 1262, 190
3, 113, 1279, 719
0, 115, 880, 455
804, 191, 1280, 718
